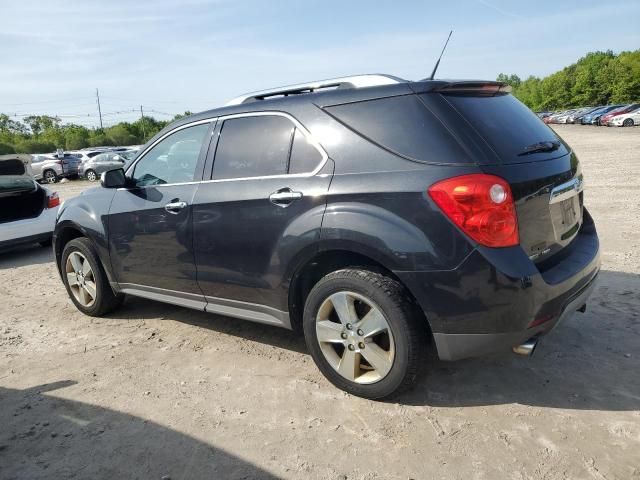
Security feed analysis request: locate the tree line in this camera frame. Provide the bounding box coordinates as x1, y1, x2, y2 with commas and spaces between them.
0, 112, 191, 155
497, 49, 640, 112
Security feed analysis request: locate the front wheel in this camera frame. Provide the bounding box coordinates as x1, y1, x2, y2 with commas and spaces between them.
303, 269, 425, 399
623, 118, 635, 127
61, 238, 123, 316
85, 169, 97, 182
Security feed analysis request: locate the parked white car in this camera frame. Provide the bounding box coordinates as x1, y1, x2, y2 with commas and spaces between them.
609, 108, 640, 127
0, 154, 60, 250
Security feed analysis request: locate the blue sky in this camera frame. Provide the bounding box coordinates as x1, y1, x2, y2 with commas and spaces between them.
1, 0, 638, 127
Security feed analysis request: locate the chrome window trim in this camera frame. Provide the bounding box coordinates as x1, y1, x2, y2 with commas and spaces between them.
125, 118, 216, 180
122, 111, 328, 190
210, 111, 328, 182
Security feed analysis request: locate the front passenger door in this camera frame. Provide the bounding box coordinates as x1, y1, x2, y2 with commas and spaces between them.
108, 122, 213, 301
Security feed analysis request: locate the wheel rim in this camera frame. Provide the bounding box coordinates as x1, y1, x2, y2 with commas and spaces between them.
65, 251, 97, 307
624, 119, 633, 127
87, 171, 96, 181
45, 171, 56, 183
315, 291, 395, 384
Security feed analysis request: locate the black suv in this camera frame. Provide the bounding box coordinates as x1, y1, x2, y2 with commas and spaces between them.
54, 75, 600, 399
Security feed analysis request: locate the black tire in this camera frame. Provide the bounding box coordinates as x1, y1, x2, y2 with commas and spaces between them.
43, 169, 58, 184
623, 118, 634, 127
303, 269, 425, 399
61, 237, 124, 316
85, 169, 97, 182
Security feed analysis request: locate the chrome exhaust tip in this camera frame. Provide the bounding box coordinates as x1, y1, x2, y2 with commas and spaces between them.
512, 338, 538, 357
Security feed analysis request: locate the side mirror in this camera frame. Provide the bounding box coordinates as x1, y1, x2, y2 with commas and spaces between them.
101, 168, 127, 188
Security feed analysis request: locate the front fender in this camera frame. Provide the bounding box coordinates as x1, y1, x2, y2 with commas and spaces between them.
53, 188, 116, 283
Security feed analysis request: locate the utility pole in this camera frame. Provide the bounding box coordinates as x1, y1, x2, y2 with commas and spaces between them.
140, 105, 146, 140
96, 88, 103, 129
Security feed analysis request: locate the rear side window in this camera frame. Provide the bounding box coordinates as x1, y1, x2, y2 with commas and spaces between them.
212, 115, 324, 180
213, 116, 293, 180
441, 93, 568, 163
324, 95, 469, 164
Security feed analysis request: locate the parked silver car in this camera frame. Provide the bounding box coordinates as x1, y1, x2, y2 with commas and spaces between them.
30, 155, 64, 183
31, 153, 82, 183
80, 152, 127, 181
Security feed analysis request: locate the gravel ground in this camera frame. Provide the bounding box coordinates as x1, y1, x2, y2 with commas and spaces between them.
1, 125, 639, 479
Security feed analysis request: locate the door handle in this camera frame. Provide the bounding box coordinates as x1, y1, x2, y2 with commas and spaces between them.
269, 189, 303, 207
164, 201, 187, 214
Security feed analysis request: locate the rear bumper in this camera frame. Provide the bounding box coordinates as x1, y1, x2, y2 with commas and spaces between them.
0, 207, 58, 249
396, 212, 600, 361
431, 272, 597, 360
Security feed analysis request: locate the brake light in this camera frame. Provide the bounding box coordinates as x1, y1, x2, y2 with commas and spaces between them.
428, 174, 519, 247
47, 192, 60, 209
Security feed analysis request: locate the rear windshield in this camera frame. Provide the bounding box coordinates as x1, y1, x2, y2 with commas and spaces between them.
324, 95, 471, 164
0, 159, 26, 176
441, 93, 569, 163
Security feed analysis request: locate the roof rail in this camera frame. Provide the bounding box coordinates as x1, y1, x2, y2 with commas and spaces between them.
225, 74, 405, 106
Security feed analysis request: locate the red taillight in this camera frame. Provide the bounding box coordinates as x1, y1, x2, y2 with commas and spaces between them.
47, 192, 60, 209
428, 174, 519, 247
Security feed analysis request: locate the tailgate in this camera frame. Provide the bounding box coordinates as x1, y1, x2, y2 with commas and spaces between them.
482, 153, 584, 262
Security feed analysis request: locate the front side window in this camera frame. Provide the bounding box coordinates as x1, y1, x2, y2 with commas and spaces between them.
132, 123, 209, 186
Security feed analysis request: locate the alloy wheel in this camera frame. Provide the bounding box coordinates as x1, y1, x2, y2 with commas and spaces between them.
623, 119, 634, 127
65, 251, 97, 307
44, 171, 56, 183
86, 170, 97, 182
315, 291, 395, 384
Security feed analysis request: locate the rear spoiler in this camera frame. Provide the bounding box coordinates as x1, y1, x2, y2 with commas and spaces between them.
411, 80, 512, 96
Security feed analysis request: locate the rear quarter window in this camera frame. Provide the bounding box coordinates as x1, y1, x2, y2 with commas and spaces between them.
323, 95, 470, 164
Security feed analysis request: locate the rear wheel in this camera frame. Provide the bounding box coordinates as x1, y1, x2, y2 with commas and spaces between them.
43, 169, 57, 184
61, 238, 123, 316
85, 170, 97, 182
303, 269, 424, 399
623, 118, 635, 127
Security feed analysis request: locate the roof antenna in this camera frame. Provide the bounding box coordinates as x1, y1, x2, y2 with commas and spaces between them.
428, 30, 453, 80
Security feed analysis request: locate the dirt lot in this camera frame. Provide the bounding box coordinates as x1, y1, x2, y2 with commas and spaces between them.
1, 125, 639, 479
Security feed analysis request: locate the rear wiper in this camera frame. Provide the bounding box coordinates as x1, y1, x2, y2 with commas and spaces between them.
517, 141, 561, 156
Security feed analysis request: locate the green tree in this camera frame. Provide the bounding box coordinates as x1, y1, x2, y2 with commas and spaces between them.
64, 125, 90, 150
0, 143, 15, 154
14, 139, 57, 154
22, 115, 61, 136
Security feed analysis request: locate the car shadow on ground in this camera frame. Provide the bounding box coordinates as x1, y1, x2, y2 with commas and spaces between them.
397, 269, 640, 411
0, 243, 53, 269
106, 270, 639, 412
0, 381, 280, 479
111, 296, 309, 355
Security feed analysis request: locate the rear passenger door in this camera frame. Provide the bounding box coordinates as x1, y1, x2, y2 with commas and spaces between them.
192, 113, 333, 324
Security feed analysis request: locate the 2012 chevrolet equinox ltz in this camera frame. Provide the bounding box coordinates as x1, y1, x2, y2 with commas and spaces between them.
53, 74, 600, 399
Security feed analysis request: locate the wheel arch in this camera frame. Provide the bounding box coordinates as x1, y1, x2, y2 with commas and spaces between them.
54, 220, 116, 285
288, 248, 431, 335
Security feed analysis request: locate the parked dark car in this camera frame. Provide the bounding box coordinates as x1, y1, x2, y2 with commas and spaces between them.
53, 75, 600, 399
